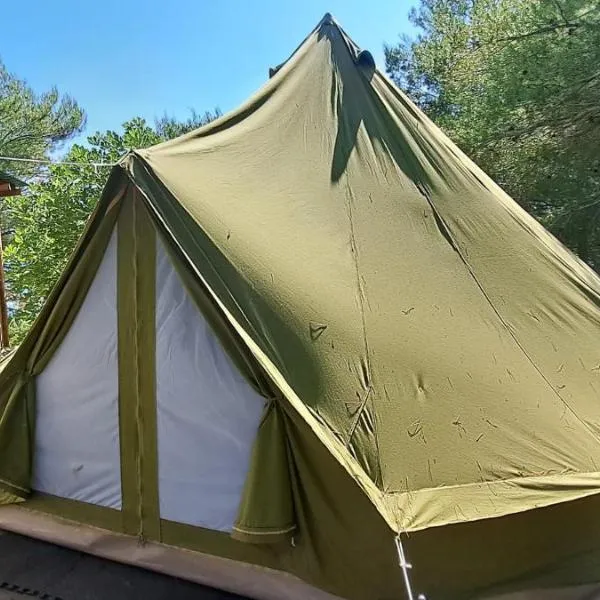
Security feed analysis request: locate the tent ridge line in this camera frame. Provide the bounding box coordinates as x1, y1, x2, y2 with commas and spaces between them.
417, 184, 600, 445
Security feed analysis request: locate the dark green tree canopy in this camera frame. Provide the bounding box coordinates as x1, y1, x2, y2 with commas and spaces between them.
385, 0, 600, 269
0, 59, 85, 178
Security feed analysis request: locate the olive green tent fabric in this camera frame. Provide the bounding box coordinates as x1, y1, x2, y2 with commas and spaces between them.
0, 12, 600, 600
132, 12, 600, 535
232, 400, 297, 544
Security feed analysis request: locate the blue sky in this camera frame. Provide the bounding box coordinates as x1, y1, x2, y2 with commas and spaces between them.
2, 1, 417, 147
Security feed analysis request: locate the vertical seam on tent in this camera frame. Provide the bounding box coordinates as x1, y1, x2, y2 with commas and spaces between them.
344, 182, 373, 400
118, 193, 139, 534
118, 189, 159, 539
345, 184, 371, 368
421, 186, 600, 442
136, 191, 160, 541
132, 193, 144, 541
342, 179, 383, 485
132, 188, 160, 542
331, 57, 382, 480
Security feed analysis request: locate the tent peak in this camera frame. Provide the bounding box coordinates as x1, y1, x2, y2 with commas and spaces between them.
319, 12, 335, 25
268, 13, 340, 79
316, 12, 339, 33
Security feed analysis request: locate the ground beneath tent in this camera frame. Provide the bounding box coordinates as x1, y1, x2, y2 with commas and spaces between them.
0, 530, 246, 600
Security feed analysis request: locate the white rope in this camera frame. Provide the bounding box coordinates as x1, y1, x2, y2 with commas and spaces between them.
395, 535, 426, 600
0, 155, 116, 168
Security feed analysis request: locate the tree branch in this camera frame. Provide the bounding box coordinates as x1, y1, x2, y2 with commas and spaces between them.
552, 0, 572, 27
493, 21, 582, 44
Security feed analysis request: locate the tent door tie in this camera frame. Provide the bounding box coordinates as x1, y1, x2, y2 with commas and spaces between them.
394, 535, 426, 600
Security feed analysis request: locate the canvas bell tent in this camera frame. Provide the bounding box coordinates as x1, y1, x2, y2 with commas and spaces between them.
1, 13, 600, 600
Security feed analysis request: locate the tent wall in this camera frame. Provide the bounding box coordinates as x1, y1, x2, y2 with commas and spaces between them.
6, 182, 406, 600
33, 230, 121, 509
11, 178, 600, 600
21, 186, 272, 544
2, 502, 600, 600
0, 504, 345, 600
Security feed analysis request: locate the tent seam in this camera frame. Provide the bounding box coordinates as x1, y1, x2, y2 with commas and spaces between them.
0, 477, 27, 494
231, 524, 297, 535
385, 469, 600, 496
342, 179, 384, 486
344, 182, 372, 401
133, 193, 145, 541
419, 185, 600, 446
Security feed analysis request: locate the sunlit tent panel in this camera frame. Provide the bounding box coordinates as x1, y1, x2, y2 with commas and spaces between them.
0, 13, 599, 600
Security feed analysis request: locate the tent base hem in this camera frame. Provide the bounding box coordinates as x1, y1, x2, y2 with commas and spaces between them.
0, 506, 600, 600
0, 505, 341, 600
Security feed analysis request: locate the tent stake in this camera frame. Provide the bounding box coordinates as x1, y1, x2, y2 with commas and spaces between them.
395, 535, 426, 600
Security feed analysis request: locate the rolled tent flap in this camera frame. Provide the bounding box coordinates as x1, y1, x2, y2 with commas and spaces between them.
151, 236, 299, 544
232, 400, 297, 544
144, 210, 298, 545
0, 375, 34, 499
0, 174, 125, 502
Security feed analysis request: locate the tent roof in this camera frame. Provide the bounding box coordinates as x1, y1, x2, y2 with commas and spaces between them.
124, 14, 600, 533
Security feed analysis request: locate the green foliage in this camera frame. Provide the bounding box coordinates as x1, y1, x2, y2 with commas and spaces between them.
0, 59, 85, 178
0, 58, 86, 330
385, 0, 600, 269
4, 112, 219, 343
156, 108, 221, 139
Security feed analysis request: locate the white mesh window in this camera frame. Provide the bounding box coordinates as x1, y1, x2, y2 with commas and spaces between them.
155, 239, 265, 531
33, 230, 121, 509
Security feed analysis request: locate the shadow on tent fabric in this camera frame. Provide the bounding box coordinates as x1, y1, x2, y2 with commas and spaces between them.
321, 22, 447, 195
130, 157, 329, 415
